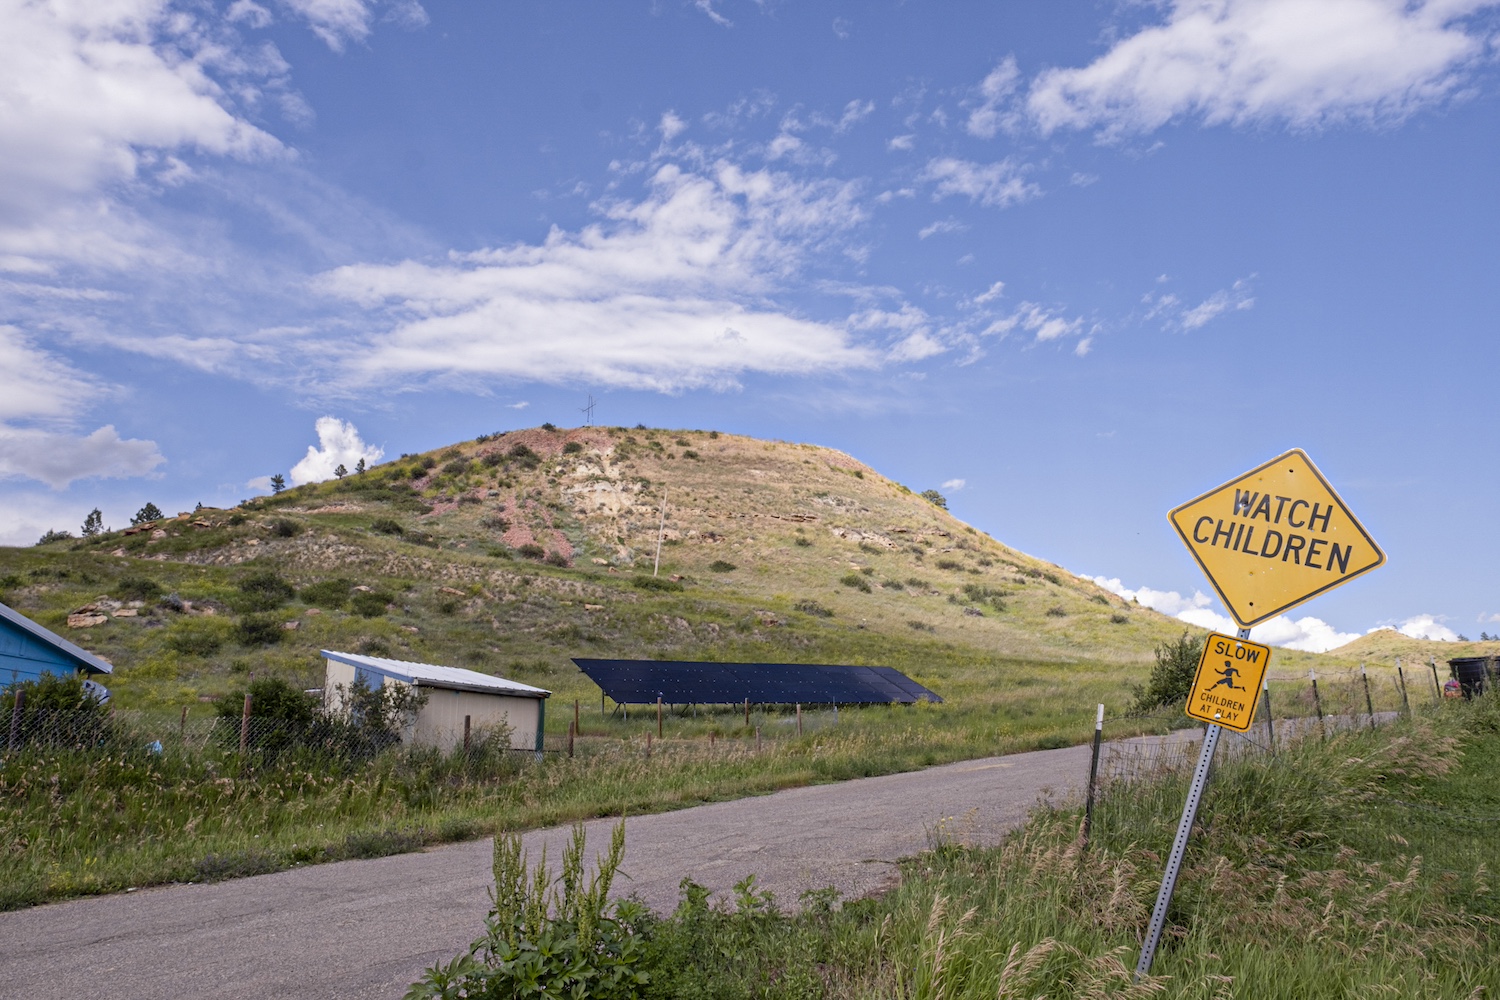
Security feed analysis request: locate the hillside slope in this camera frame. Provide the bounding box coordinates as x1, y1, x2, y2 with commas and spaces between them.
2, 426, 1228, 712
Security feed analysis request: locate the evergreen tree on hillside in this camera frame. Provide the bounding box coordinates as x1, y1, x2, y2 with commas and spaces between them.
131, 503, 164, 526
355, 458, 366, 475
334, 464, 348, 479
80, 508, 104, 537
1130, 630, 1206, 713
270, 474, 286, 494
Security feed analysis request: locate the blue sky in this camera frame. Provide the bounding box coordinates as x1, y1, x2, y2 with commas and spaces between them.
2, 0, 1497, 651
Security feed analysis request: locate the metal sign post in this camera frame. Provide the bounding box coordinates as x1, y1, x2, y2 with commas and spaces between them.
1136, 626, 1250, 979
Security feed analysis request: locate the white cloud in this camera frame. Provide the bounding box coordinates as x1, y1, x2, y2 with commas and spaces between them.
246, 474, 274, 492
659, 111, 688, 142
887, 134, 916, 151
918, 157, 1040, 209
693, 0, 733, 28
941, 478, 966, 491
0, 326, 165, 488
1384, 614, 1462, 642
965, 56, 1021, 138
506, 401, 530, 410
0, 425, 165, 490
1028, 0, 1500, 138
833, 99, 875, 134
288, 417, 384, 486
917, 218, 967, 240
0, 1, 285, 275
314, 161, 879, 392
1144, 277, 1255, 330
1089, 574, 1361, 652
279, 0, 428, 50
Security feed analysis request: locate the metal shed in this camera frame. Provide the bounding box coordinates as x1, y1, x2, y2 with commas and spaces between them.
321, 650, 549, 752
0, 601, 113, 690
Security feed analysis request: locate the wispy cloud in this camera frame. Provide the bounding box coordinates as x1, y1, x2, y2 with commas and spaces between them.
964, 56, 1020, 138
313, 162, 879, 392
1028, 0, 1500, 138
1143, 277, 1255, 330
917, 218, 967, 240
941, 477, 966, 491
918, 157, 1040, 209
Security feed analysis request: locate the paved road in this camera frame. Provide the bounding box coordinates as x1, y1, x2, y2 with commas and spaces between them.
0, 741, 1102, 1000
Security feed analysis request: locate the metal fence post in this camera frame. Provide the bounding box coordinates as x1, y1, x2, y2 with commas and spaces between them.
1430, 657, 1441, 702
239, 691, 252, 755
1395, 659, 1411, 717
1361, 664, 1376, 729
574, 698, 580, 738
1261, 678, 1275, 751
1082, 704, 1104, 849
657, 696, 663, 739
1310, 669, 1325, 740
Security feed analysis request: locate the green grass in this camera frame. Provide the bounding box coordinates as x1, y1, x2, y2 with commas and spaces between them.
416, 695, 1500, 999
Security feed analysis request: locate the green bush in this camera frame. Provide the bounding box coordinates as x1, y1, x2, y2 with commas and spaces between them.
350, 591, 394, 618
544, 551, 569, 567
236, 614, 285, 646
442, 458, 471, 476
115, 575, 162, 602
632, 575, 683, 592
517, 543, 546, 561
1045, 605, 1067, 617
1130, 629, 1205, 712
562, 441, 583, 454
793, 536, 812, 547
300, 578, 353, 609
708, 560, 737, 573
840, 573, 872, 593
370, 518, 404, 536
793, 599, 833, 617
270, 518, 302, 538
165, 617, 234, 656
408, 824, 649, 1000
234, 571, 295, 612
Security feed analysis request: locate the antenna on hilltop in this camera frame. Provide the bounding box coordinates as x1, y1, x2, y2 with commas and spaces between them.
579, 394, 596, 427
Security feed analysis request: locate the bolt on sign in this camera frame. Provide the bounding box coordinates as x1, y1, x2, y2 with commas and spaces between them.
1167, 448, 1385, 627
1184, 633, 1271, 732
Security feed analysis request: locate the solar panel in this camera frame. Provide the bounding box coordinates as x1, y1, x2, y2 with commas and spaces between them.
571, 659, 942, 705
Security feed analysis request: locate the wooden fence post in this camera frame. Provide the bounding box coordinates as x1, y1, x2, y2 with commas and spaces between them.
646, 732, 652, 757
744, 698, 750, 726
463, 714, 472, 754
239, 691, 252, 755
796, 703, 802, 736
574, 699, 580, 738
1395, 659, 1411, 717
1361, 664, 1376, 729
567, 720, 575, 758
755, 726, 761, 752
1310, 670, 1325, 740
179, 705, 188, 744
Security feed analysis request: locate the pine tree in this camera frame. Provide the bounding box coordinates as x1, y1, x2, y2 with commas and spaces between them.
131, 503, 164, 526
334, 464, 348, 480
270, 474, 286, 494
81, 508, 104, 537
355, 458, 366, 475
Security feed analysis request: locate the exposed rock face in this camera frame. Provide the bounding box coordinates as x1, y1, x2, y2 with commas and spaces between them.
67, 614, 108, 628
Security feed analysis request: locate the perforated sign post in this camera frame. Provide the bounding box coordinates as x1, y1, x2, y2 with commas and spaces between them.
1137, 450, 1384, 980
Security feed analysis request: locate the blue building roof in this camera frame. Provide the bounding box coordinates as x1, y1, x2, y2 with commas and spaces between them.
0, 601, 114, 688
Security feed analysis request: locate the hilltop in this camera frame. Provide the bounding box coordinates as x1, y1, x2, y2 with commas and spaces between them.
1, 425, 1209, 714
1325, 628, 1499, 667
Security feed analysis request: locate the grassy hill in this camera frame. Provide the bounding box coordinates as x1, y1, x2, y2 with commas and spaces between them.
2, 425, 1204, 720
1325, 628, 1499, 666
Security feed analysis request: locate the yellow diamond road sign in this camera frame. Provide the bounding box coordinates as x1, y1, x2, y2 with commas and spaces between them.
1186, 632, 1271, 732
1168, 449, 1384, 627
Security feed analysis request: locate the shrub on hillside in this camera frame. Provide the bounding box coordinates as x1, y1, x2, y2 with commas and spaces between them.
544, 551, 569, 567
632, 575, 683, 592
166, 617, 234, 656
300, 578, 353, 609
236, 613, 285, 646
793, 599, 833, 617
234, 571, 295, 612
708, 560, 736, 573
517, 543, 546, 561
270, 518, 302, 538
370, 518, 404, 535
115, 575, 162, 602
1130, 630, 1206, 713
840, 573, 872, 593
562, 441, 583, 454
350, 591, 394, 618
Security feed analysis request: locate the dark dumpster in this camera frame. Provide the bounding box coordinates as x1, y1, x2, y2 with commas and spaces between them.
1447, 657, 1497, 699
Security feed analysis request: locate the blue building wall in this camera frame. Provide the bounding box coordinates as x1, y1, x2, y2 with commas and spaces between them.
0, 619, 85, 688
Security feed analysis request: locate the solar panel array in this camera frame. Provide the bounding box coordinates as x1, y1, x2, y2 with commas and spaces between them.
572, 658, 942, 706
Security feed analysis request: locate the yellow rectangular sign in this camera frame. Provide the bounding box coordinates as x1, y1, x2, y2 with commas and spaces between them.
1185, 633, 1271, 731
1168, 449, 1384, 627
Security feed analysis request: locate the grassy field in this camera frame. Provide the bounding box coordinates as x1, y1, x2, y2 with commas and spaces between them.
0, 425, 1467, 908
414, 693, 1500, 999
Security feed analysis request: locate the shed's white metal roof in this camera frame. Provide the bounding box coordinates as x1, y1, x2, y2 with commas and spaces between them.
321, 650, 549, 698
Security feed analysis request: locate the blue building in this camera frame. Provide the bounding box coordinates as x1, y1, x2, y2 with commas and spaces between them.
0, 601, 114, 690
